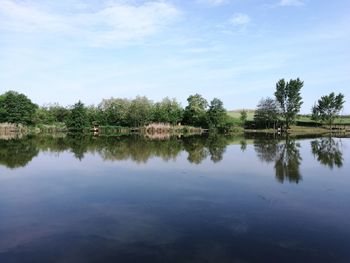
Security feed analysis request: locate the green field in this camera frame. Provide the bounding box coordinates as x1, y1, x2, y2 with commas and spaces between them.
228, 110, 255, 121
228, 110, 350, 127
297, 115, 350, 125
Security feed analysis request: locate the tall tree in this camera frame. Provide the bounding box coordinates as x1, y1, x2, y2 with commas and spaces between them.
152, 97, 183, 125
183, 94, 208, 127
0, 91, 38, 124
66, 101, 88, 132
274, 78, 303, 128
254, 97, 280, 129
311, 92, 345, 129
207, 98, 227, 129
128, 96, 153, 127
99, 98, 131, 126
240, 110, 248, 126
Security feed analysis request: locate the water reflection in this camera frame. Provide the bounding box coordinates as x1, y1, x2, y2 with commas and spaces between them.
0, 134, 236, 169
0, 134, 346, 177
0, 137, 39, 169
254, 137, 302, 183
311, 137, 343, 169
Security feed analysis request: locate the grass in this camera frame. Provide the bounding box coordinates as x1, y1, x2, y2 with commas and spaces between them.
228, 110, 255, 121
228, 110, 350, 126
297, 115, 350, 125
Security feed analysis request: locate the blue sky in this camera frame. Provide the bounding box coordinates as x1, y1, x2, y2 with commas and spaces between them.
0, 0, 349, 113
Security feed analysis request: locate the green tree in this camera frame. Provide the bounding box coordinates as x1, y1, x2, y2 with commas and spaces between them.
152, 97, 183, 125
254, 97, 280, 129
48, 104, 69, 123
183, 94, 208, 127
207, 98, 227, 129
66, 101, 88, 132
128, 96, 153, 127
274, 78, 303, 129
311, 92, 345, 129
33, 103, 69, 125
99, 98, 131, 126
240, 110, 248, 126
0, 91, 38, 124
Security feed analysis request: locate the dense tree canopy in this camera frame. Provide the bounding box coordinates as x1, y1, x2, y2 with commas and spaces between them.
254, 97, 280, 128
0, 91, 38, 124
152, 97, 183, 125
66, 101, 88, 132
312, 92, 345, 128
275, 78, 303, 128
33, 103, 69, 125
98, 98, 131, 126
207, 98, 227, 129
183, 94, 208, 127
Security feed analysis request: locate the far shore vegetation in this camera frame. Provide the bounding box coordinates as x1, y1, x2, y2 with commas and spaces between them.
0, 78, 348, 136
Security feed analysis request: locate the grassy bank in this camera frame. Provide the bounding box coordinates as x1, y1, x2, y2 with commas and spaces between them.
244, 125, 350, 136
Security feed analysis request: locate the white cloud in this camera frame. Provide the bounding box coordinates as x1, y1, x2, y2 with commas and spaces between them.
279, 0, 305, 7
196, 0, 230, 6
229, 13, 251, 26
0, 0, 181, 46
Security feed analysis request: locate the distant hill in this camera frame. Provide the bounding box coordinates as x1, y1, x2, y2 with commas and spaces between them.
228, 109, 255, 120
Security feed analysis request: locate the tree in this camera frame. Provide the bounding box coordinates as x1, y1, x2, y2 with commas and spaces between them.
66, 101, 88, 132
275, 78, 303, 129
152, 97, 183, 125
33, 103, 69, 125
311, 92, 345, 129
240, 110, 248, 126
128, 96, 153, 127
254, 97, 280, 129
207, 98, 227, 129
183, 94, 208, 127
98, 98, 131, 126
0, 91, 38, 124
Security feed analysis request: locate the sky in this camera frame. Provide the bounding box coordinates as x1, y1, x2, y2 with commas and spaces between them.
0, 0, 349, 113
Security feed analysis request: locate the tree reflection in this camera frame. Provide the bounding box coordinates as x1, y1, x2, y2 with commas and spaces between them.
274, 140, 302, 184
254, 137, 302, 184
311, 137, 343, 168
207, 134, 227, 163
240, 140, 247, 152
0, 134, 233, 168
183, 136, 209, 164
0, 136, 39, 169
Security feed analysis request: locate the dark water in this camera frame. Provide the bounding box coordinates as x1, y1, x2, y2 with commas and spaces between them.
0, 134, 349, 263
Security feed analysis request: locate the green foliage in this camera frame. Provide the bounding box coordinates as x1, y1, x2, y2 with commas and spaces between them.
128, 96, 153, 127
152, 97, 183, 125
33, 103, 69, 125
254, 97, 280, 128
311, 92, 345, 128
0, 91, 38, 124
183, 94, 208, 127
275, 78, 303, 128
207, 98, 227, 129
240, 110, 248, 125
98, 98, 131, 126
66, 101, 88, 132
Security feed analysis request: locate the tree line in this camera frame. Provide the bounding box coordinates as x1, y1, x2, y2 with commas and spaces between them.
1, 78, 346, 132
250, 78, 345, 129
0, 92, 231, 132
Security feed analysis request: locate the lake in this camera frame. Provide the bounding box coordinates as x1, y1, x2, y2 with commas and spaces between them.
0, 134, 349, 263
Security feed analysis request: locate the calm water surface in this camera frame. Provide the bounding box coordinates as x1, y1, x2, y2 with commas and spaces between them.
0, 134, 349, 263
